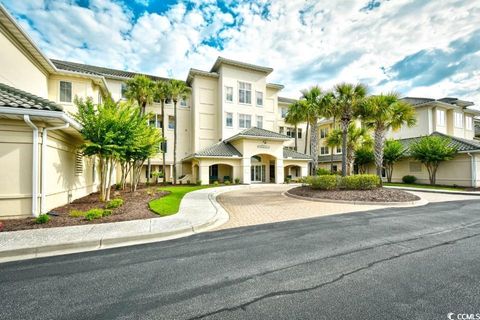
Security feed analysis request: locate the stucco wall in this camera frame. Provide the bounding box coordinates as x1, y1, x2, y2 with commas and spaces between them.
0, 29, 48, 97
48, 75, 102, 114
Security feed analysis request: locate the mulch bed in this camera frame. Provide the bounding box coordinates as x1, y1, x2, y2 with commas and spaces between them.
1, 185, 169, 232
288, 186, 420, 203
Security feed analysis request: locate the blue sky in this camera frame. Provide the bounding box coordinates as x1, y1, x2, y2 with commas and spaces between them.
1, 0, 479, 102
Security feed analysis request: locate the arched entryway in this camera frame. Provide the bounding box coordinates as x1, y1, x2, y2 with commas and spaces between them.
284, 165, 301, 181
250, 154, 276, 183
209, 164, 233, 183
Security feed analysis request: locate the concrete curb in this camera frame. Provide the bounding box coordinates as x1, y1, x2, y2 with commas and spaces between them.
0, 184, 286, 263
384, 185, 480, 196
283, 190, 429, 207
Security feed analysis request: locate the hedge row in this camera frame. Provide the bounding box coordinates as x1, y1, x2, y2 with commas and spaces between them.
306, 174, 381, 190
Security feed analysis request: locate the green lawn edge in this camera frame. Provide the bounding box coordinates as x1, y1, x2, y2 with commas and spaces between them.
384, 182, 462, 191
148, 185, 219, 216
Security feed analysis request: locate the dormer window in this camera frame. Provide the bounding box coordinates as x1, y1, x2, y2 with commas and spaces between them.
238, 82, 252, 104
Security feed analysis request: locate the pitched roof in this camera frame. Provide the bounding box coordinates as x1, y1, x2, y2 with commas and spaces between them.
401, 96, 475, 108
192, 142, 242, 158
278, 96, 297, 104
283, 148, 311, 160
210, 56, 273, 75
51, 59, 171, 82
225, 127, 290, 142
398, 132, 480, 153
0, 82, 63, 111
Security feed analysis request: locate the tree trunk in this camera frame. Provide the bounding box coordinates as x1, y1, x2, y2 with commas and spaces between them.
99, 157, 106, 202
374, 128, 386, 185
304, 122, 309, 154
161, 100, 167, 185
386, 164, 393, 183
147, 158, 151, 185
310, 118, 319, 175
173, 100, 178, 185
341, 119, 349, 177
330, 116, 336, 173
294, 123, 298, 151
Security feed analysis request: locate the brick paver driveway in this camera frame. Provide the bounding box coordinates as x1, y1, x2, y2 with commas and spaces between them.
216, 184, 479, 230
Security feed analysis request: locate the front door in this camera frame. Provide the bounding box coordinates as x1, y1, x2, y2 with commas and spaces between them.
251, 165, 265, 183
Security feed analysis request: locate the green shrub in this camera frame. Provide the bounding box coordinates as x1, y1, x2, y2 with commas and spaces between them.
316, 168, 332, 175
85, 208, 104, 221
285, 177, 291, 184
35, 214, 50, 224
402, 175, 417, 184
69, 209, 85, 218
224, 180, 231, 185
102, 209, 113, 217
234, 178, 240, 184
196, 180, 202, 186
306, 175, 338, 190
105, 198, 124, 209
213, 180, 219, 186
342, 174, 380, 190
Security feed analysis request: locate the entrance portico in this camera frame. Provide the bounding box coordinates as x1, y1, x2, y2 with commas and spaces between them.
183, 127, 310, 185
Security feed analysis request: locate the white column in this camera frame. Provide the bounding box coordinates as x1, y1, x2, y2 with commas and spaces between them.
301, 164, 309, 177
199, 165, 210, 185
242, 157, 251, 184
275, 159, 284, 184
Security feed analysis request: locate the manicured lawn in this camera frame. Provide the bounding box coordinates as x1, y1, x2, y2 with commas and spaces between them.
149, 185, 219, 216
384, 183, 463, 191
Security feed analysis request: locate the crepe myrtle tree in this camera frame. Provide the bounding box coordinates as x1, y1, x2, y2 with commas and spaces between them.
383, 139, 406, 183
410, 135, 457, 185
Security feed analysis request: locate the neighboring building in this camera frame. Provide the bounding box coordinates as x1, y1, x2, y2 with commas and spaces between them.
0, 5, 309, 218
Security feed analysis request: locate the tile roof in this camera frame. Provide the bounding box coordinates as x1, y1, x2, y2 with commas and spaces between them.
51, 59, 171, 82
0, 82, 63, 111
193, 142, 242, 157
227, 127, 290, 141
398, 132, 480, 153
283, 148, 311, 160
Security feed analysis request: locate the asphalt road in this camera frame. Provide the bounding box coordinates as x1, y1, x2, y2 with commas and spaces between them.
2, 199, 480, 320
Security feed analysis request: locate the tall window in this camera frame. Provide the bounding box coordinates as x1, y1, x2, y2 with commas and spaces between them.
121, 83, 127, 99
59, 81, 72, 103
180, 98, 187, 107
454, 112, 463, 128
239, 114, 252, 128
225, 112, 233, 127
256, 91, 263, 106
320, 146, 329, 155
466, 115, 473, 130
168, 115, 175, 129
320, 128, 329, 138
238, 82, 252, 104
256, 115, 263, 128
225, 86, 233, 102
280, 107, 287, 118
297, 128, 302, 139
336, 146, 342, 154
436, 109, 446, 126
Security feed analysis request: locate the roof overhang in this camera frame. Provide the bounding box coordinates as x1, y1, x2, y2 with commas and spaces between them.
266, 83, 284, 91
224, 135, 290, 143
210, 57, 273, 75
0, 106, 82, 131
186, 68, 219, 85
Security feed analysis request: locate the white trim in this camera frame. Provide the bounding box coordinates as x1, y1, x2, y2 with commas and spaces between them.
0, 107, 82, 131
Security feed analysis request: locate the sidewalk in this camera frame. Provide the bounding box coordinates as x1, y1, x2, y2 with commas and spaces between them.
0, 185, 242, 263
385, 185, 480, 196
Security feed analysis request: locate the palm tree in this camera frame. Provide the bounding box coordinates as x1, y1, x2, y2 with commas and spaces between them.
326, 123, 372, 175
333, 83, 368, 176
358, 92, 416, 179
154, 80, 172, 185
301, 87, 334, 175
169, 79, 189, 185
285, 101, 305, 151
125, 75, 156, 184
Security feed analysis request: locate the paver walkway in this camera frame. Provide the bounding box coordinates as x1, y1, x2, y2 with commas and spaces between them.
216, 185, 480, 230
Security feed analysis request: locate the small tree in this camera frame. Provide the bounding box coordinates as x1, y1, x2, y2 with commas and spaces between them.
383, 139, 405, 183
410, 136, 457, 185
354, 147, 374, 174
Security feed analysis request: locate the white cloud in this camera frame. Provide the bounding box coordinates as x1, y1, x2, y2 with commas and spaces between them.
2, 0, 479, 103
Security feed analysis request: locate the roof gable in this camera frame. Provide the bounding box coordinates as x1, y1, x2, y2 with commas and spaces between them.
225, 127, 290, 142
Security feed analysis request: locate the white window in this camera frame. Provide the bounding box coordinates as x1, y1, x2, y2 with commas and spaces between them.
238, 82, 252, 104
436, 109, 445, 126
256, 91, 263, 106
286, 127, 295, 138
320, 128, 329, 139
466, 115, 473, 130
279, 126, 284, 134
256, 115, 263, 128
168, 115, 175, 129
239, 114, 251, 128
320, 146, 329, 155
280, 107, 287, 118
59, 81, 72, 103
454, 112, 463, 128
225, 112, 233, 127
336, 146, 342, 154
180, 98, 187, 107
149, 114, 162, 128
121, 83, 127, 99
225, 86, 233, 102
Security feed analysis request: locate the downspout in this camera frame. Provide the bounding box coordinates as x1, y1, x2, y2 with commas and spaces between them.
23, 115, 39, 217
41, 123, 70, 213
467, 153, 477, 188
